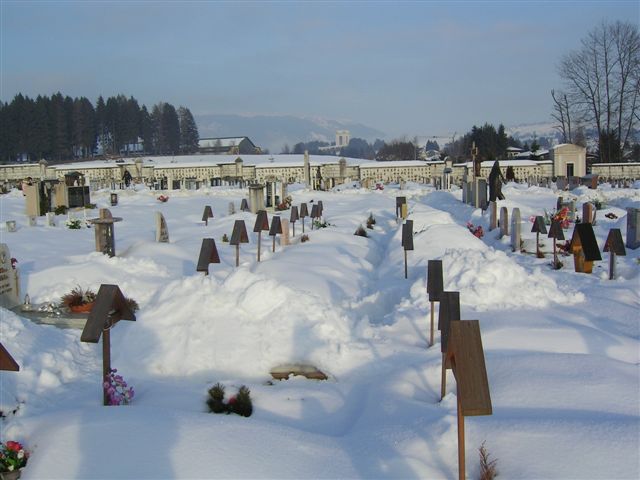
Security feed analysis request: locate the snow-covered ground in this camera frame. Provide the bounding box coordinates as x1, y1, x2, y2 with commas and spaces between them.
1, 180, 639, 479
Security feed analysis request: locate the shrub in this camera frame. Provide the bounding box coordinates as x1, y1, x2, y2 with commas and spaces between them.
313, 219, 330, 229
479, 442, 498, 480
84, 203, 97, 209
207, 383, 226, 414
222, 233, 229, 243
300, 234, 310, 243
206, 383, 252, 417
354, 225, 368, 237
366, 213, 376, 229
54, 205, 68, 215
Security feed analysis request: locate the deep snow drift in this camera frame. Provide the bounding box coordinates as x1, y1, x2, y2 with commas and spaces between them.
0, 181, 639, 479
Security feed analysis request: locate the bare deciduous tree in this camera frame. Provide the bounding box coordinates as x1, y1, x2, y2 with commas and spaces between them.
551, 89, 572, 143
557, 20, 639, 162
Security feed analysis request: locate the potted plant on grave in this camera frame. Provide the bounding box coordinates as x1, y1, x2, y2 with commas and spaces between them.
0, 440, 30, 480
60, 286, 139, 314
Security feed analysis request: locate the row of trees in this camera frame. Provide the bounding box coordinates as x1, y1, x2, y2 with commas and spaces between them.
443, 124, 522, 162
552, 20, 639, 162
0, 93, 200, 162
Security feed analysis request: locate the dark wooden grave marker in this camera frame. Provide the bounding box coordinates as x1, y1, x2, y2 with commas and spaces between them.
290, 206, 299, 237
604, 228, 626, 280
317, 200, 324, 221
240, 198, 250, 212
548, 220, 565, 269
0, 342, 19, 371
196, 238, 221, 275
531, 215, 548, 257
110, 193, 118, 206
202, 205, 214, 226
438, 291, 461, 400
401, 220, 414, 279
269, 216, 283, 252
89, 208, 122, 257
299, 203, 309, 233
80, 284, 136, 405
445, 320, 492, 480
253, 210, 269, 261
230, 220, 249, 267
570, 223, 602, 273
427, 260, 444, 347
395, 196, 407, 220
310, 204, 320, 230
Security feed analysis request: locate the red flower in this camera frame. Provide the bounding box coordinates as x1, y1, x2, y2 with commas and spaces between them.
5, 441, 22, 452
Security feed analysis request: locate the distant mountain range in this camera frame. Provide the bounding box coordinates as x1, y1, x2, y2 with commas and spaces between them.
195, 114, 385, 153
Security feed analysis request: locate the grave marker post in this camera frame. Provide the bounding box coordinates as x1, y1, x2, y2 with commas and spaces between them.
401, 220, 414, 279
240, 198, 250, 212
570, 223, 602, 273
269, 216, 283, 252
299, 203, 309, 233
89, 208, 122, 257
582, 202, 595, 225
438, 291, 461, 400
427, 260, 444, 347
0, 342, 19, 371
395, 197, 407, 220
202, 206, 214, 226
317, 201, 324, 222
531, 216, 548, 258
196, 239, 221, 275
511, 208, 521, 252
155, 212, 170, 243
499, 207, 508, 238
626, 208, 640, 249
253, 210, 269, 261
0, 244, 20, 309
230, 220, 249, 267
548, 220, 565, 269
604, 228, 626, 280
310, 204, 320, 230
80, 284, 135, 405
489, 201, 497, 231
290, 206, 299, 237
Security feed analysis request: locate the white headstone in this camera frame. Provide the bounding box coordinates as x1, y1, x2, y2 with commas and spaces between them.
28, 215, 37, 227
155, 211, 170, 243
499, 207, 509, 239
0, 244, 20, 309
489, 201, 497, 231
281, 218, 290, 246
46, 212, 56, 227
228, 202, 236, 215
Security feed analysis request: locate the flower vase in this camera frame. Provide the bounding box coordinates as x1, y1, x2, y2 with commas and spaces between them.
0, 469, 22, 480
69, 302, 94, 313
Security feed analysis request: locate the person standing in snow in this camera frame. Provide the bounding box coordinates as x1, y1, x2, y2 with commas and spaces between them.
123, 169, 132, 187
489, 160, 505, 202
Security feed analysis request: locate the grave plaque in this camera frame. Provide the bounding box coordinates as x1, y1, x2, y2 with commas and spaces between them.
80, 284, 136, 405
155, 212, 170, 243
499, 207, 508, 238
89, 208, 122, 257
489, 202, 497, 231
401, 220, 413, 279
253, 210, 269, 261
427, 260, 443, 347
582, 202, 595, 225
0, 342, 19, 371
446, 320, 492, 480
626, 208, 640, 249
196, 238, 221, 275
0, 244, 20, 310
300, 203, 309, 233
110, 193, 118, 206
269, 216, 283, 252
290, 206, 299, 237
400, 203, 408, 220
230, 220, 249, 267
202, 206, 214, 226
604, 228, 626, 280
510, 208, 521, 252
570, 223, 602, 273
240, 198, 250, 212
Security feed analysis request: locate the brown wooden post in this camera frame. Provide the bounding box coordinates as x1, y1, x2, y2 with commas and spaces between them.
427, 260, 444, 348
404, 250, 408, 279
430, 304, 435, 347
253, 211, 269, 262
257, 233, 262, 261
0, 342, 19, 371
604, 229, 626, 280
457, 395, 465, 480
102, 327, 111, 406
236, 245, 240, 267
401, 220, 413, 280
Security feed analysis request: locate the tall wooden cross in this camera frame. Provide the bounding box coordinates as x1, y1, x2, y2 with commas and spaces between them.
471, 142, 480, 179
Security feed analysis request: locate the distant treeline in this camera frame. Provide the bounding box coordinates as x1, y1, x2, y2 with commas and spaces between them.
0, 93, 200, 162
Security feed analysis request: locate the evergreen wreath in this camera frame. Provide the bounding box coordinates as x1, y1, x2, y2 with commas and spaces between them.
206, 383, 253, 417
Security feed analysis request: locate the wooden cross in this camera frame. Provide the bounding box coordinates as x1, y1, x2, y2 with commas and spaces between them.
80, 284, 136, 405
604, 228, 626, 280
570, 223, 602, 273
427, 260, 444, 347
471, 142, 480, 179
253, 210, 269, 261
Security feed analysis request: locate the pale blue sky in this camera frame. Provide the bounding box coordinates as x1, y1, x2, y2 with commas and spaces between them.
1, 0, 638, 138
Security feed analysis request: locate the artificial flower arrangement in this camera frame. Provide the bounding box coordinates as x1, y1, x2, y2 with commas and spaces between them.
60, 286, 139, 314
0, 440, 29, 475
157, 195, 169, 203
206, 383, 252, 417
275, 195, 293, 211
533, 207, 571, 229
65, 217, 90, 229
466, 222, 484, 239
104, 368, 135, 406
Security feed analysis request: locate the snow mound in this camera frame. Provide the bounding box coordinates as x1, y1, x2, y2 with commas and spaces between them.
443, 248, 585, 311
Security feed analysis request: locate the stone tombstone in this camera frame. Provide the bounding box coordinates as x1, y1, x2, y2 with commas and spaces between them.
556, 178, 567, 191
240, 198, 250, 212
489, 202, 497, 231
5, 221, 17, 232
499, 207, 509, 238
582, 202, 595, 225
110, 193, 118, 206
475, 178, 488, 210
46, 212, 56, 227
28, 215, 37, 227
626, 207, 640, 249
248, 184, 265, 214
0, 244, 20, 309
281, 218, 290, 246
155, 211, 170, 243
511, 208, 521, 252
90, 208, 123, 257
228, 202, 236, 216
23, 183, 40, 217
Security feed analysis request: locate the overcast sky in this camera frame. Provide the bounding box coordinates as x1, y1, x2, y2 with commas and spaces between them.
1, 0, 638, 138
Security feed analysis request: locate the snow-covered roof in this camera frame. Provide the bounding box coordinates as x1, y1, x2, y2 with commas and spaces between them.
198, 137, 253, 148
360, 160, 442, 168
456, 160, 540, 168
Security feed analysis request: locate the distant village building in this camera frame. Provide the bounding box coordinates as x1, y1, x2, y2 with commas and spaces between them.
198, 137, 260, 155
336, 130, 351, 148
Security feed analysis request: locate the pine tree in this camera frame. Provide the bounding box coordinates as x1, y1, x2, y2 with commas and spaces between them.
140, 105, 154, 154
178, 106, 199, 153
161, 103, 180, 154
